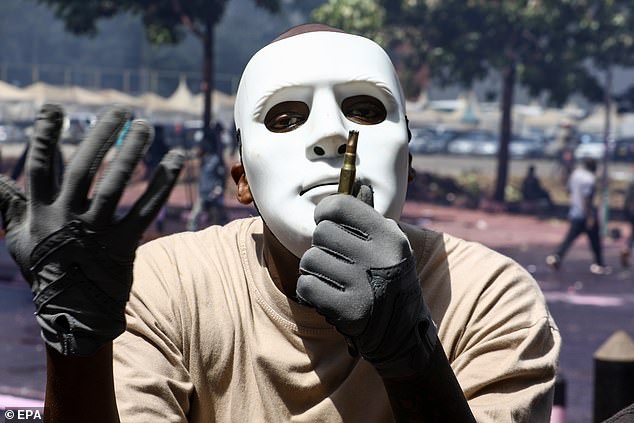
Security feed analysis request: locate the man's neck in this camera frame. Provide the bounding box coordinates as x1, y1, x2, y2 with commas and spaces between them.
262, 224, 301, 298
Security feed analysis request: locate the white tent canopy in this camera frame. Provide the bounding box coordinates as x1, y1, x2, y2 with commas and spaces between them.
0, 80, 32, 101
0, 79, 236, 121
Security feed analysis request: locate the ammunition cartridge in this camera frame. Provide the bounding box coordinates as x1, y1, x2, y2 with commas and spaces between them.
338, 130, 359, 195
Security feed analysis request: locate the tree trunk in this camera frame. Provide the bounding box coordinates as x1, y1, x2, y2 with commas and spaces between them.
202, 19, 214, 145
493, 62, 516, 202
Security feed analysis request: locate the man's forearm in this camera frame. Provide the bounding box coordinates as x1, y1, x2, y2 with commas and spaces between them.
45, 343, 120, 423
382, 340, 475, 423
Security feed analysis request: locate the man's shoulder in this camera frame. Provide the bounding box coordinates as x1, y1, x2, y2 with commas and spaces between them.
131, 217, 263, 303
400, 220, 504, 253
138, 217, 262, 258
571, 167, 595, 182
400, 221, 516, 275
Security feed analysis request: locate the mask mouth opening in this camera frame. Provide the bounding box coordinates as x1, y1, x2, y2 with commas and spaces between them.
299, 182, 339, 196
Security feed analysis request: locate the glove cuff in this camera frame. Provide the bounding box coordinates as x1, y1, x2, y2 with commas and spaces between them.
33, 265, 127, 356
372, 309, 437, 379
360, 257, 438, 379
29, 221, 131, 356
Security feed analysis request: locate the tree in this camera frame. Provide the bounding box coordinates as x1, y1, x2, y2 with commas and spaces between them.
425, 1, 606, 202
37, 0, 281, 143
313, 0, 606, 202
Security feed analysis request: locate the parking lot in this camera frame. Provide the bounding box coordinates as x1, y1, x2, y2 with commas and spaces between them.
410, 153, 634, 183
408, 125, 634, 163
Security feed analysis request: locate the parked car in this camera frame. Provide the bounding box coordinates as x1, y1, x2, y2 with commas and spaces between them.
0, 122, 26, 143
61, 113, 96, 144
509, 135, 545, 159
613, 137, 634, 161
573, 133, 614, 160
409, 127, 463, 155
447, 130, 498, 156
408, 127, 441, 154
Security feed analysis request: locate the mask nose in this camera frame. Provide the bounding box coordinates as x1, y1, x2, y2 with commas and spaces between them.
309, 136, 348, 158
305, 89, 348, 160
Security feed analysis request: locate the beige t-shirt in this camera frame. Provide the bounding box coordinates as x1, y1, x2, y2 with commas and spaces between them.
113, 217, 560, 422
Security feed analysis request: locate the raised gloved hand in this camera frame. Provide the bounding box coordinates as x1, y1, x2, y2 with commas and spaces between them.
0, 104, 184, 356
296, 187, 437, 379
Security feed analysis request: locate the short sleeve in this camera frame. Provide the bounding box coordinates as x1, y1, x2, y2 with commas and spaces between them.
113, 241, 193, 423
450, 258, 561, 422
410, 227, 562, 423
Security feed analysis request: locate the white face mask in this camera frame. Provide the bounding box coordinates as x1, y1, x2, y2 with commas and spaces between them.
234, 31, 409, 258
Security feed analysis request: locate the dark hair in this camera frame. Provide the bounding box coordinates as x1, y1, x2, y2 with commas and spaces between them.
583, 158, 597, 173
272, 23, 346, 43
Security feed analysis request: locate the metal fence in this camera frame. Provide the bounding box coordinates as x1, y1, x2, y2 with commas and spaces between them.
0, 63, 240, 97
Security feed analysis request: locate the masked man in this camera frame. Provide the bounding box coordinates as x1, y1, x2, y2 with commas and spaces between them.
0, 24, 560, 422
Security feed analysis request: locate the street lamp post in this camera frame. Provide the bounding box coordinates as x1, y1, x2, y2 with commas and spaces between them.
600, 67, 613, 239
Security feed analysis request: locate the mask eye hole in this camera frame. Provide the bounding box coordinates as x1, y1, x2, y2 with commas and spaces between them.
341, 95, 386, 125
264, 101, 309, 133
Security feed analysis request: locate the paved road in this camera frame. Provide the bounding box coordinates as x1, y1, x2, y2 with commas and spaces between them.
1, 178, 633, 422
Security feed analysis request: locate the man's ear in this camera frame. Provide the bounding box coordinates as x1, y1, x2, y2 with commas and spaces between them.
405, 115, 412, 143
405, 116, 415, 183
230, 162, 254, 205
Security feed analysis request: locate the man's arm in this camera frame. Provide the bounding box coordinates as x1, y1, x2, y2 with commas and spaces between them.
45, 344, 119, 423
382, 340, 475, 423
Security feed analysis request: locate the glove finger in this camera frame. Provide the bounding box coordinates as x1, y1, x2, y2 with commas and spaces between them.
315, 195, 411, 266
296, 273, 345, 311
0, 175, 26, 230
314, 193, 380, 230
118, 149, 184, 237
312, 220, 367, 259
299, 246, 366, 291
88, 120, 152, 227
353, 182, 374, 207
59, 106, 131, 211
27, 104, 64, 205
296, 270, 370, 335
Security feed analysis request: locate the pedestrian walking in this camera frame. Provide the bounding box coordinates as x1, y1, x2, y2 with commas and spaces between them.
187, 122, 227, 230
546, 158, 610, 274
620, 165, 634, 267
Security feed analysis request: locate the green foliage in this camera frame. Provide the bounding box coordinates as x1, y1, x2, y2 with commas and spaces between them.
311, 0, 384, 36
311, 0, 634, 105
36, 0, 280, 46
36, 0, 121, 36
574, 0, 634, 69
456, 170, 482, 199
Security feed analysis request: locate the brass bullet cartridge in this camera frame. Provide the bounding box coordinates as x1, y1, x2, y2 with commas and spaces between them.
338, 130, 358, 195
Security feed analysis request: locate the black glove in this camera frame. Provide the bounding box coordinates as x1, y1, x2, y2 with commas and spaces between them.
0, 104, 184, 356
296, 188, 437, 379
